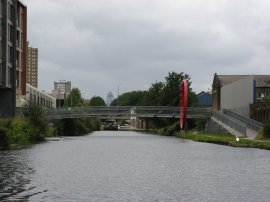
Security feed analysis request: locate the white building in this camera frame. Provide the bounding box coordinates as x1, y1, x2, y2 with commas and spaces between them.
16, 84, 56, 108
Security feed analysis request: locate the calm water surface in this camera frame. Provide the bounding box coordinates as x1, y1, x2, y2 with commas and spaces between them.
1, 131, 270, 202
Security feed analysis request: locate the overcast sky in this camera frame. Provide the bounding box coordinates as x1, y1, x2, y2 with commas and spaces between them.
23, 0, 270, 99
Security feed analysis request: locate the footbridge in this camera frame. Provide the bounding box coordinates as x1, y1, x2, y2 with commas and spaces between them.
45, 106, 212, 120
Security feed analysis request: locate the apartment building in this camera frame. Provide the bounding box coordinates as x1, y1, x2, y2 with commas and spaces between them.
52, 80, 71, 98
26, 43, 38, 87
51, 80, 71, 107
0, 0, 27, 117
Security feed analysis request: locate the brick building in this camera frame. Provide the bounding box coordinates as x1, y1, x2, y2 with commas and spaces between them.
26, 43, 38, 87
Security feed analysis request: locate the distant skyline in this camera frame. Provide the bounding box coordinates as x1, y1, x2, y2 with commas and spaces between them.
24, 0, 270, 99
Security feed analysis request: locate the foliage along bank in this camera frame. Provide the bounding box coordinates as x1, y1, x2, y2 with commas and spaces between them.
153, 122, 270, 150
0, 103, 101, 150
0, 103, 48, 150
52, 118, 101, 137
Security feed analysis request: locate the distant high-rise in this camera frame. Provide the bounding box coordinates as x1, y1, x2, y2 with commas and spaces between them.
106, 91, 114, 106
27, 43, 38, 88
52, 80, 71, 98
0, 0, 27, 117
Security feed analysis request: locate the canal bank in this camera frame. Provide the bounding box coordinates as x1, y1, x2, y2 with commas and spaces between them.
175, 131, 270, 150
149, 123, 270, 150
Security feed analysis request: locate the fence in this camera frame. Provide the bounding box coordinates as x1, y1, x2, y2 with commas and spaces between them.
250, 104, 270, 123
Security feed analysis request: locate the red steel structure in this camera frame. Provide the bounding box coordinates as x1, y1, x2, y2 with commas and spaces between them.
180, 80, 188, 129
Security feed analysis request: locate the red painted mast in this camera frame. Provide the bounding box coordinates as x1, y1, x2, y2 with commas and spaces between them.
180, 80, 188, 129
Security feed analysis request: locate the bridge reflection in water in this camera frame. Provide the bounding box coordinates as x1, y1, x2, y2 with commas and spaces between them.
44, 106, 212, 120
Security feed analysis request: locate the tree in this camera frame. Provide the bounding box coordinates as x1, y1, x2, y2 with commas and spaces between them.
64, 88, 84, 107
144, 82, 164, 106
160, 72, 191, 106
89, 96, 106, 106
22, 103, 48, 141
111, 91, 148, 106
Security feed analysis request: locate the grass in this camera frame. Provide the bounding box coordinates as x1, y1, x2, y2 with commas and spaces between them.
149, 125, 270, 150
175, 131, 270, 150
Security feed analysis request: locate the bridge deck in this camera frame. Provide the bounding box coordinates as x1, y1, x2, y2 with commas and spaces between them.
45, 106, 212, 120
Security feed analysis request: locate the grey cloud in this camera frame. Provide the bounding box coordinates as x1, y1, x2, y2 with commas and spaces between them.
24, 0, 270, 99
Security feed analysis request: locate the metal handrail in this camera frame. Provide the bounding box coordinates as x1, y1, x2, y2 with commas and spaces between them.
212, 109, 247, 136
223, 109, 263, 132
44, 106, 212, 120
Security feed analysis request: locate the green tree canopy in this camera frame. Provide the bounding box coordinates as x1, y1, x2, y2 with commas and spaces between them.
160, 72, 191, 106
89, 96, 106, 106
111, 71, 198, 107
144, 72, 198, 107
64, 88, 84, 107
111, 91, 148, 106
144, 82, 164, 106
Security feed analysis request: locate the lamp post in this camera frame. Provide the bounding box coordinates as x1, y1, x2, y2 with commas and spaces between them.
71, 94, 73, 107
117, 84, 119, 111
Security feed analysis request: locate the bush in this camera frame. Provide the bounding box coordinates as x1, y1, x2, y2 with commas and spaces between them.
61, 119, 88, 136
196, 119, 207, 131
0, 127, 10, 150
0, 119, 12, 128
55, 118, 101, 136
161, 122, 179, 136
22, 103, 48, 141
10, 119, 33, 145
84, 118, 101, 131
263, 122, 270, 138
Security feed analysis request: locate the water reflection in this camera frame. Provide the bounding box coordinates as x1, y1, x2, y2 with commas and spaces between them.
0, 150, 41, 201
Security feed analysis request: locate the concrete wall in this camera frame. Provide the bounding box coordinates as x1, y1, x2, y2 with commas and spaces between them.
221, 76, 255, 116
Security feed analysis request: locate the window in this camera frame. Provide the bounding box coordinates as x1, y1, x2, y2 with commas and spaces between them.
16, 51, 19, 67
16, 31, 20, 47
21, 13, 23, 29
0, 63, 2, 86
0, 19, 2, 37
8, 3, 11, 20
17, 8, 21, 27
8, 67, 11, 85
8, 25, 12, 42
8, 46, 12, 63
0, 1, 2, 17
16, 70, 19, 87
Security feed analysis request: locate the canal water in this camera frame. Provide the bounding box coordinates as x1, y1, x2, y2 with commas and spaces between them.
1, 131, 270, 202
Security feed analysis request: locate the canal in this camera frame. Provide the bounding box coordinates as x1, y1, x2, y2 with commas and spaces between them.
1, 131, 270, 202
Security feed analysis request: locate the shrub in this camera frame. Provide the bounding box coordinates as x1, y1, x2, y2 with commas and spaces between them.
22, 103, 48, 141
263, 122, 270, 138
162, 122, 179, 136
0, 127, 10, 150
0, 119, 12, 128
10, 119, 33, 145
196, 119, 207, 131
84, 118, 101, 131
55, 118, 101, 136
61, 119, 89, 136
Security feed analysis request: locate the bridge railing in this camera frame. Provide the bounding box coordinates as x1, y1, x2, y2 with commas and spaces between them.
45, 106, 133, 119
44, 106, 213, 119
136, 106, 179, 117
186, 107, 212, 118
